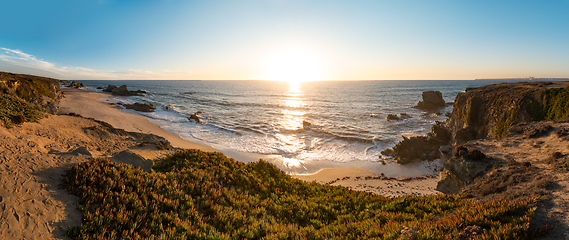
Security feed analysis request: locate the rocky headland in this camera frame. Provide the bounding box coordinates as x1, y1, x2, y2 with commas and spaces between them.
385, 81, 569, 239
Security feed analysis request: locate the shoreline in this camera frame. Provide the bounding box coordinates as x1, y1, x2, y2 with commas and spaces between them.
58, 88, 214, 152
59, 87, 442, 196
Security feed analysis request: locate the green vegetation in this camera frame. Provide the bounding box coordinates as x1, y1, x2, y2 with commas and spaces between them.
463, 96, 482, 126
541, 87, 569, 121
0, 93, 46, 128
63, 150, 547, 239
524, 97, 545, 122
0, 72, 59, 103
494, 108, 518, 138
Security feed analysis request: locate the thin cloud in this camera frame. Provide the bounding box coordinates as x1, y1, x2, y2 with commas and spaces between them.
0, 47, 190, 80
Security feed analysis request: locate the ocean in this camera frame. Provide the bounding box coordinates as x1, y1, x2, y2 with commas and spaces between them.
78, 79, 523, 176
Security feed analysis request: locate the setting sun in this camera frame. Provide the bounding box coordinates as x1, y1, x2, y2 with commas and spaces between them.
263, 48, 324, 83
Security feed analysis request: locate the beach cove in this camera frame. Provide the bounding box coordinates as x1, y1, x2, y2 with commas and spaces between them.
2, 72, 569, 238
0, 76, 441, 239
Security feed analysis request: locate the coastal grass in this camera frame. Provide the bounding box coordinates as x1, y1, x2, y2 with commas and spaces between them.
541, 87, 569, 121
63, 150, 547, 239
0, 92, 46, 128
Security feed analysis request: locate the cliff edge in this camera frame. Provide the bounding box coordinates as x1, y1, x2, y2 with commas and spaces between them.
447, 81, 569, 144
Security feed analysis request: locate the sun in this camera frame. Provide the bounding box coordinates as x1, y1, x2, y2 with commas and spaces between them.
263, 48, 324, 83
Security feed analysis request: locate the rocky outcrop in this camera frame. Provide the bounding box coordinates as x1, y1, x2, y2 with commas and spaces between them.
386, 113, 411, 121
111, 85, 132, 96
103, 85, 117, 92
414, 91, 446, 110
124, 103, 156, 112
383, 122, 451, 164
0, 71, 63, 108
103, 84, 147, 96
188, 113, 200, 123
66, 81, 84, 88
446, 81, 569, 144
435, 145, 491, 194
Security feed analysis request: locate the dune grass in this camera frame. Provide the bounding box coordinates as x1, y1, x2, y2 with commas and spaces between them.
63, 149, 548, 239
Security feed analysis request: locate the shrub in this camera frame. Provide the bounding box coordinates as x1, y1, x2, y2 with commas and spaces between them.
63, 150, 548, 239
0, 93, 46, 128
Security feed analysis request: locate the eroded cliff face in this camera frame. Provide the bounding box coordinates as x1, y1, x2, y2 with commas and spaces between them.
0, 71, 63, 108
436, 81, 569, 195
446, 81, 569, 144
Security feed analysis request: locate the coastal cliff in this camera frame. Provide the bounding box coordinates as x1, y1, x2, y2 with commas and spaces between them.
0, 71, 63, 108
0, 72, 65, 127
446, 81, 569, 144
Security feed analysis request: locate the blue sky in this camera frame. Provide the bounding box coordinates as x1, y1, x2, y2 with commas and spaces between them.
1, 0, 568, 80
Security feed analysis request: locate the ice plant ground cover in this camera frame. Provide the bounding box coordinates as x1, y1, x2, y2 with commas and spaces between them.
63, 150, 548, 239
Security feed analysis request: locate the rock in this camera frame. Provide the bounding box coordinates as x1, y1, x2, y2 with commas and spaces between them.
429, 122, 451, 143
400, 226, 419, 240
130, 90, 147, 95
103, 84, 145, 96
436, 146, 491, 194
11, 114, 26, 125
454, 127, 477, 145
387, 114, 400, 121
436, 165, 468, 194
445, 81, 569, 143
96, 86, 104, 90
467, 149, 485, 161
302, 120, 311, 128
103, 85, 117, 92
439, 145, 453, 160
453, 145, 468, 157
389, 123, 451, 164
392, 136, 441, 164
387, 113, 411, 121
188, 113, 200, 123
526, 124, 553, 138
380, 148, 394, 156
67, 81, 84, 88
70, 146, 92, 157
164, 105, 174, 110
112, 150, 152, 172
414, 91, 445, 110
457, 225, 483, 240
111, 85, 132, 96
399, 113, 411, 119
124, 103, 156, 112
45, 103, 59, 114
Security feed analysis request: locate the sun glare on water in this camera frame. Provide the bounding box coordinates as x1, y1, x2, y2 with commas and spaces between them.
264, 48, 324, 84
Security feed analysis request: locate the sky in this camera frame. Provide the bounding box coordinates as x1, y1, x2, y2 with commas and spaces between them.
1, 0, 569, 80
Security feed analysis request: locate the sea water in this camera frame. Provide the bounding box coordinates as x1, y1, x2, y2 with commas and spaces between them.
78, 80, 522, 176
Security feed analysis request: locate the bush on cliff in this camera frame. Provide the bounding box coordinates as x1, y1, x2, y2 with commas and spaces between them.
63, 149, 547, 239
541, 87, 569, 121
0, 93, 46, 128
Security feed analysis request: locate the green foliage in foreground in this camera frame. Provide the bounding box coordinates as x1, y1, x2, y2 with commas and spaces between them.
63, 150, 547, 239
0, 92, 45, 128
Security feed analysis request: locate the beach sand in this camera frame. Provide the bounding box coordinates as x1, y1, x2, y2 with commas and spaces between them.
57, 88, 213, 152
293, 168, 440, 198
0, 87, 440, 239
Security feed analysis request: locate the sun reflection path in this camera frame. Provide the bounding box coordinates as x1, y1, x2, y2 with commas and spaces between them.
279, 82, 306, 131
